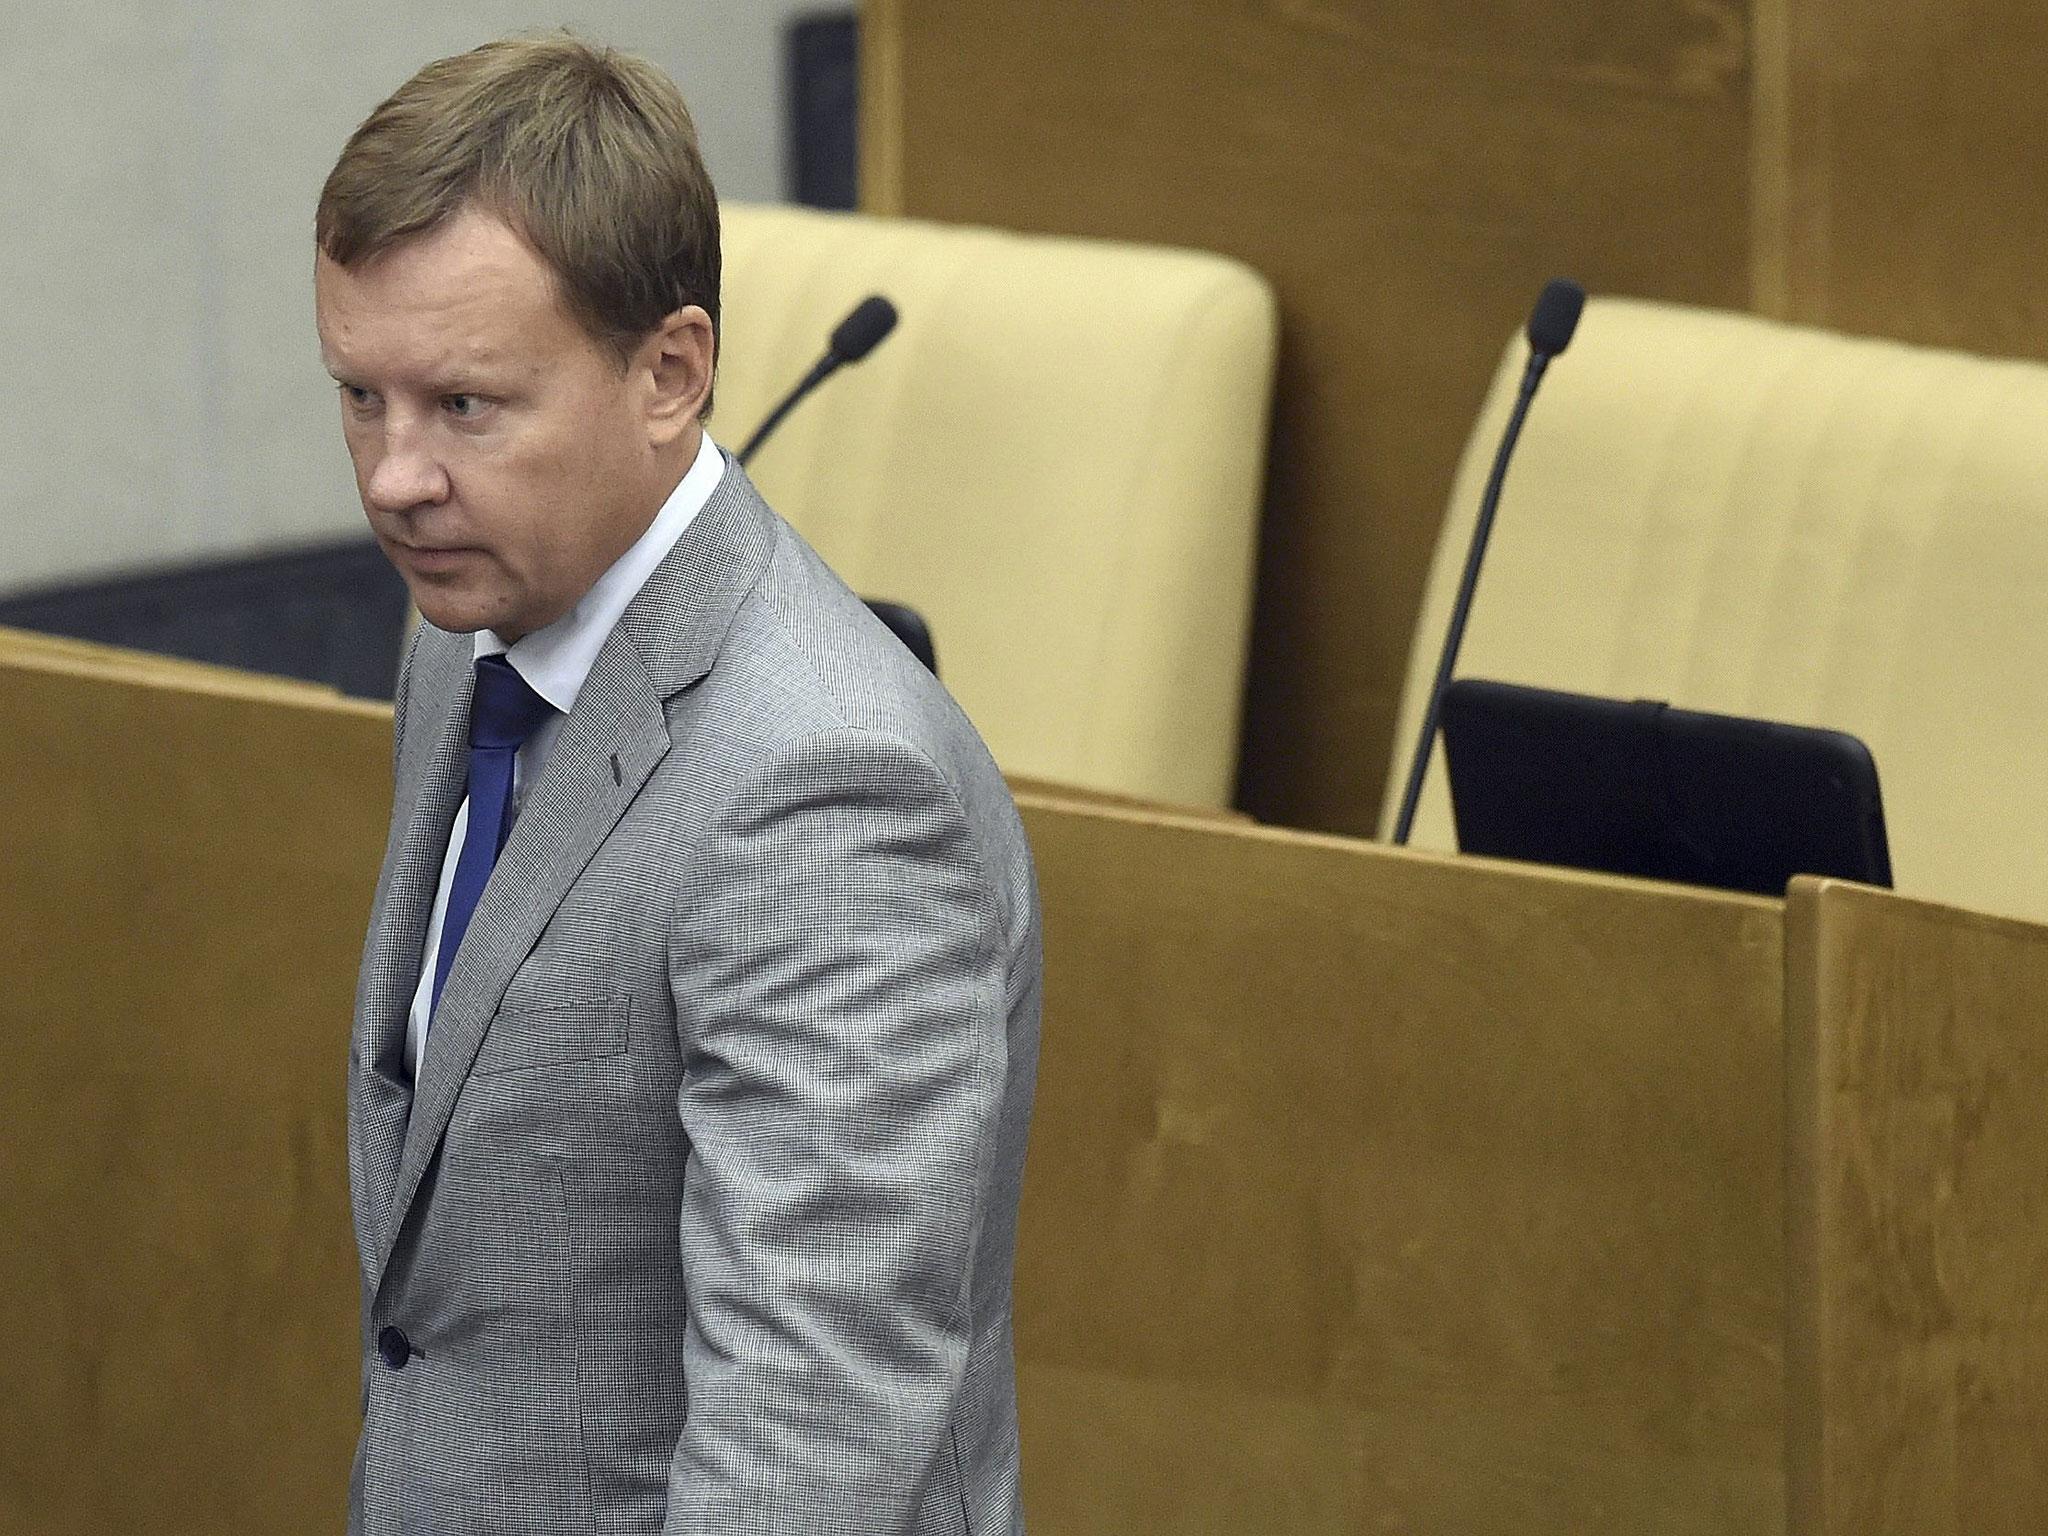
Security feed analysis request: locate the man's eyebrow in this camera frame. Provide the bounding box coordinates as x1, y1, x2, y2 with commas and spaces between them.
316, 354, 510, 393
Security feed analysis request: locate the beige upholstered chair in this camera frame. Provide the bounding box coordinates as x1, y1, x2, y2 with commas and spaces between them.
1384, 298, 2048, 924
716, 202, 1278, 809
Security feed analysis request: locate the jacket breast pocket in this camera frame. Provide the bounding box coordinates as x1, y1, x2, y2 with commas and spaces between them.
472, 998, 631, 1076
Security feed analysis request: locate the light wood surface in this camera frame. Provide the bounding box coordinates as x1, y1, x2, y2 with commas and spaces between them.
1014, 795, 1787, 1532
0, 624, 361, 705
12, 641, 2045, 1531
1785, 878, 2048, 1535
0, 651, 384, 1534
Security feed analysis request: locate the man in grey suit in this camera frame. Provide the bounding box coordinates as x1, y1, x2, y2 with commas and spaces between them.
315, 35, 1040, 1535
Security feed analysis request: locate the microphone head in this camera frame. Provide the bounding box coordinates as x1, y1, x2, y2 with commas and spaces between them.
828, 295, 899, 364
1526, 279, 1586, 359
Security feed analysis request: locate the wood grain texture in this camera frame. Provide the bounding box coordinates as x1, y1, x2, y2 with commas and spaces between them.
1015, 795, 1787, 1532
0, 652, 384, 1535
865, 0, 1754, 834
1746, 0, 1794, 317
1763, 0, 2048, 356
1784, 879, 2048, 1536
859, 0, 906, 216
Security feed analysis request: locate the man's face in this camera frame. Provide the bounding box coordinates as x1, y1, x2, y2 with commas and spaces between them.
314, 207, 700, 642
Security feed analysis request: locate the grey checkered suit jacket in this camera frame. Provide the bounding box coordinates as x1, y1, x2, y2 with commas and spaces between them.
347, 457, 1040, 1535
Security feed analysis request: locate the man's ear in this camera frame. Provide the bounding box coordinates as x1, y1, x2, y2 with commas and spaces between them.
640, 305, 715, 446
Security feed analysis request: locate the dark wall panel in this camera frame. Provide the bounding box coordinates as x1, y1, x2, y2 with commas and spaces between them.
0, 541, 409, 701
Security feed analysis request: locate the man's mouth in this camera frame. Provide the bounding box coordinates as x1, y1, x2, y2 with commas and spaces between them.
392, 541, 479, 574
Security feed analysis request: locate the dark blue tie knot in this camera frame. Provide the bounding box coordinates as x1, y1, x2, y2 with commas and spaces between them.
469, 654, 556, 750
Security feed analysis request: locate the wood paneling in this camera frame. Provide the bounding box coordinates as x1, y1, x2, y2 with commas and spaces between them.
12, 633, 2048, 1529
866, 0, 1754, 833
1015, 796, 1786, 1532
0, 648, 385, 1534
1754, 0, 2048, 356
1785, 879, 2048, 1536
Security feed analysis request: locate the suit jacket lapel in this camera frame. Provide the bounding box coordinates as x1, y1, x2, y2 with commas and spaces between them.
377, 644, 668, 1279
352, 636, 473, 1265
374, 460, 777, 1282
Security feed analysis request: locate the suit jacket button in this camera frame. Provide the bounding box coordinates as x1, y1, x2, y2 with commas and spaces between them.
377, 1326, 413, 1369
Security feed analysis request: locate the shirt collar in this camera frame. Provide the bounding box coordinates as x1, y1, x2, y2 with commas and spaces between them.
474, 429, 726, 712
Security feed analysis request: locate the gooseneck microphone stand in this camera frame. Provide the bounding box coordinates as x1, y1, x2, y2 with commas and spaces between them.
1388, 278, 1586, 846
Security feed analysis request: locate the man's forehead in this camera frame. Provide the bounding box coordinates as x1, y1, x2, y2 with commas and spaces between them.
316, 223, 562, 378
339, 206, 541, 284
319, 327, 518, 385
321, 243, 543, 320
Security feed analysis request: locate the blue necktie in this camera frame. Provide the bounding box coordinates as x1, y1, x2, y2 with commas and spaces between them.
431, 654, 557, 1021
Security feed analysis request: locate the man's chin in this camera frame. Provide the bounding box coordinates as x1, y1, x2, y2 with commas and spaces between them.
402, 581, 500, 638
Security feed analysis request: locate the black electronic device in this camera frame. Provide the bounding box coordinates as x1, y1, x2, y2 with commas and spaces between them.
864, 598, 937, 676
1440, 678, 1892, 897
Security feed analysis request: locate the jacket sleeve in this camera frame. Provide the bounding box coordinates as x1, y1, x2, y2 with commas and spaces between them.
662, 726, 1007, 1534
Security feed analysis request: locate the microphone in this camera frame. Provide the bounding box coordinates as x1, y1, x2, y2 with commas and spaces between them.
1388, 278, 1586, 846
736, 295, 899, 466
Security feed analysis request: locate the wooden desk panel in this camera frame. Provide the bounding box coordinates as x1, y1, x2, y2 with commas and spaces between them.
10, 643, 2043, 1533
1015, 796, 1786, 1532
1786, 879, 2048, 1536
0, 656, 384, 1534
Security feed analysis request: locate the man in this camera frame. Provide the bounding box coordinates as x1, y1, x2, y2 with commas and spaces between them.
316, 35, 1040, 1536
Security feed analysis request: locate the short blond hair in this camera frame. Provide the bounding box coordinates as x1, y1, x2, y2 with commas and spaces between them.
317, 34, 719, 380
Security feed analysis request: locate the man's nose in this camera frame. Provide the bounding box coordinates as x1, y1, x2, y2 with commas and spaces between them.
363, 422, 451, 515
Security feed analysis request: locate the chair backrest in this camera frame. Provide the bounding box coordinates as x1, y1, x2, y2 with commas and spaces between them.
1384, 297, 2048, 924
717, 202, 1278, 809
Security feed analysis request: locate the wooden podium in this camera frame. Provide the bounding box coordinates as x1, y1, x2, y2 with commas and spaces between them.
4, 634, 2043, 1534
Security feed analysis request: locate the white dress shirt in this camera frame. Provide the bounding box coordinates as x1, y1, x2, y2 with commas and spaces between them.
404, 431, 726, 1080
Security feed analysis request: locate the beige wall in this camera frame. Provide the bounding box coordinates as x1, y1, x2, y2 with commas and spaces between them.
0, 1, 817, 595
866, 0, 2048, 835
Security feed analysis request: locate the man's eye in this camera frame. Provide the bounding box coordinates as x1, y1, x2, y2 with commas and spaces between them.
444, 394, 486, 418
339, 384, 377, 410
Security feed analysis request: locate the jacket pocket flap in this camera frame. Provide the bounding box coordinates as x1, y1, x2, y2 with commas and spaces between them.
474, 998, 630, 1075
